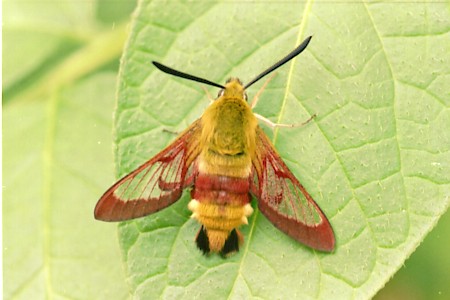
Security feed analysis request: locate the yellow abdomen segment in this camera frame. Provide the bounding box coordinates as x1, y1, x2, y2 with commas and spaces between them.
189, 199, 253, 253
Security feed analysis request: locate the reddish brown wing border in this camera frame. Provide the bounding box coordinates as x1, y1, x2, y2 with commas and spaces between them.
94, 119, 202, 222
251, 127, 335, 252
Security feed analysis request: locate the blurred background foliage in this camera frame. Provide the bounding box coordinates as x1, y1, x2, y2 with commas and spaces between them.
3, 0, 136, 299
3, 1, 449, 299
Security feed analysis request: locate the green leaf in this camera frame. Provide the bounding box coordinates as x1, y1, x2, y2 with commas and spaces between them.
114, 1, 450, 299
3, 0, 134, 299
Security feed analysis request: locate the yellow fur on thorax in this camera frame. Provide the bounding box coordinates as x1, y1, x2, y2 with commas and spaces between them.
198, 79, 258, 178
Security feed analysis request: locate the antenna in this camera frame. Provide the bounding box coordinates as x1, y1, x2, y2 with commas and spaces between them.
152, 61, 225, 89
244, 36, 312, 89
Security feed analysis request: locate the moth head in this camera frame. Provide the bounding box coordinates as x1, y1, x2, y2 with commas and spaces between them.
218, 78, 247, 101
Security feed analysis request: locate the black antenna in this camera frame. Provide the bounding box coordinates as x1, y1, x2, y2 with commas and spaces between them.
152, 61, 225, 89
244, 36, 312, 89
153, 36, 312, 91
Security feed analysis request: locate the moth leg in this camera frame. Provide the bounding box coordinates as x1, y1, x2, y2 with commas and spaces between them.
250, 73, 277, 109
162, 128, 179, 135
255, 113, 316, 129
202, 86, 215, 103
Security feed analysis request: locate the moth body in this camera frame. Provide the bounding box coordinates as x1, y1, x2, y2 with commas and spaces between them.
188, 78, 257, 255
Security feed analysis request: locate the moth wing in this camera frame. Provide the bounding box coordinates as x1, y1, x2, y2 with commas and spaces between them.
94, 119, 202, 221
251, 127, 335, 251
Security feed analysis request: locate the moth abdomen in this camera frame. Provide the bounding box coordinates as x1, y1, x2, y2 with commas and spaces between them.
189, 173, 253, 254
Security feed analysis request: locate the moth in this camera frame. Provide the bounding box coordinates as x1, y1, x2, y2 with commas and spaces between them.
95, 36, 335, 256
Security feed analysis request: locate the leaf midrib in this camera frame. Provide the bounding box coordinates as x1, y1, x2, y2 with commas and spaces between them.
227, 0, 315, 296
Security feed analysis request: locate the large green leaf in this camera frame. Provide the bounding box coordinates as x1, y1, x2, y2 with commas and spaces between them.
2, 0, 133, 299
4, 1, 449, 299
113, 1, 450, 299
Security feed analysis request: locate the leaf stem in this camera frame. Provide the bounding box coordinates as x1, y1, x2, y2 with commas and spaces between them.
11, 22, 129, 102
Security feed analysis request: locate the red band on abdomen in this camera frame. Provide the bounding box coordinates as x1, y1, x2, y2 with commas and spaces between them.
192, 173, 251, 205
195, 173, 249, 193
